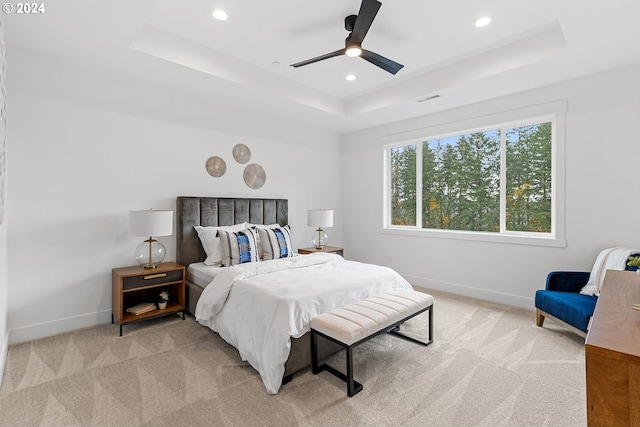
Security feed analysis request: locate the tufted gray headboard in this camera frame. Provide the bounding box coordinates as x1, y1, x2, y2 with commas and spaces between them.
176, 197, 288, 266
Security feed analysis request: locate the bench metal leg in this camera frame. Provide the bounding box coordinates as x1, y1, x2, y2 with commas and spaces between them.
429, 304, 433, 341
311, 331, 363, 396
346, 346, 354, 396
390, 305, 433, 346
311, 329, 320, 374
345, 346, 363, 397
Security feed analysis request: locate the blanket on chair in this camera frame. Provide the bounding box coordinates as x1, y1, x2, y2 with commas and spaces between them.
580, 247, 638, 296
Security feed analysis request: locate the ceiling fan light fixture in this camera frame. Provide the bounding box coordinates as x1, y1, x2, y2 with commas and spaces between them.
345, 45, 362, 57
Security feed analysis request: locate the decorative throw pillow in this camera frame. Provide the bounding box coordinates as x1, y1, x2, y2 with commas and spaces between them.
194, 223, 246, 266
257, 225, 293, 261
246, 223, 280, 259
218, 227, 260, 266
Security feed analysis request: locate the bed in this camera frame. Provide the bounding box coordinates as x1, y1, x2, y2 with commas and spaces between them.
176, 196, 413, 393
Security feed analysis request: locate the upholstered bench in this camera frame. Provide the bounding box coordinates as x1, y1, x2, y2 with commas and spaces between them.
310, 289, 434, 396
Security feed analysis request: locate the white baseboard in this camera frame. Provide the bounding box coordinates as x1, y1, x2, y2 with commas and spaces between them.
5, 278, 533, 345
0, 330, 8, 386
404, 274, 534, 310
8, 309, 113, 345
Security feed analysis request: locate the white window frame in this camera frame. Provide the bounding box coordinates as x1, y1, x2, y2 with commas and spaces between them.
382, 100, 566, 248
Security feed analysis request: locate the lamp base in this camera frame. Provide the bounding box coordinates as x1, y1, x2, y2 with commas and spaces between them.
312, 228, 328, 250
135, 238, 166, 269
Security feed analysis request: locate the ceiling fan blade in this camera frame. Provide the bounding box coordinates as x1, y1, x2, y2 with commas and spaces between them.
361, 49, 404, 75
290, 49, 345, 68
350, 0, 381, 44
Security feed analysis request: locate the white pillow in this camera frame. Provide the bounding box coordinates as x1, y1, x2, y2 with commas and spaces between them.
194, 223, 246, 266
257, 225, 293, 260
218, 227, 260, 266
246, 223, 280, 229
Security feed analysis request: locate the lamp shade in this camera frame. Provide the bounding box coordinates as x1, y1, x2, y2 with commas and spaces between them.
308, 209, 333, 228
129, 209, 173, 237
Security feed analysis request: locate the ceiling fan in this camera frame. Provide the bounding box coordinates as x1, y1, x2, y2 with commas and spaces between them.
290, 0, 404, 75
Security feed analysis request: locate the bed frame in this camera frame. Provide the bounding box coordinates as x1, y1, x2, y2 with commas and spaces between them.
175, 196, 339, 380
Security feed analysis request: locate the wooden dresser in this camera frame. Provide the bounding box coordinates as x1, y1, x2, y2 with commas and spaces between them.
585, 270, 640, 426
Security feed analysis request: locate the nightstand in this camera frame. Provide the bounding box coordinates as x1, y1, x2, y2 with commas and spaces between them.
298, 246, 344, 257
112, 262, 186, 336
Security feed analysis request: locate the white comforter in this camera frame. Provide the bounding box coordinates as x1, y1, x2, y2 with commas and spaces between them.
195, 253, 413, 394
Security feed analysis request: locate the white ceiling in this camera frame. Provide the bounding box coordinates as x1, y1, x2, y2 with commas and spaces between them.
4, 0, 640, 134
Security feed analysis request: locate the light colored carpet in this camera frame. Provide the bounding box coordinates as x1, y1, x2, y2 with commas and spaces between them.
0, 289, 586, 427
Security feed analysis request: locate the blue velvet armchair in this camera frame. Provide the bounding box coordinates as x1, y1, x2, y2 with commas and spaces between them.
535, 272, 594, 337
535, 259, 639, 337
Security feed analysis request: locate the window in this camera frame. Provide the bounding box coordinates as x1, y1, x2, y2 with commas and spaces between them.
420, 129, 501, 232
384, 104, 565, 247
390, 144, 417, 226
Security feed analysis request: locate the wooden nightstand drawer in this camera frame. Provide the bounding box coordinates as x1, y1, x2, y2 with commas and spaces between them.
122, 269, 183, 290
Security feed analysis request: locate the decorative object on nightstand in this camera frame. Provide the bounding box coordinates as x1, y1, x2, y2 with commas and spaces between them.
129, 209, 173, 269
126, 302, 156, 316
158, 290, 169, 309
112, 262, 185, 336
308, 209, 333, 249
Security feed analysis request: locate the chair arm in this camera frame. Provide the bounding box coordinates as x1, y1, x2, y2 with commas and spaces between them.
545, 271, 590, 292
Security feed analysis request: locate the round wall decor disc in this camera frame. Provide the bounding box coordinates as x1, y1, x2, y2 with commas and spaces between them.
205, 156, 226, 177
243, 163, 266, 189
233, 144, 251, 164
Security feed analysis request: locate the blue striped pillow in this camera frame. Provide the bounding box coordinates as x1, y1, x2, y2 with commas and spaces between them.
257, 225, 293, 261
217, 228, 260, 266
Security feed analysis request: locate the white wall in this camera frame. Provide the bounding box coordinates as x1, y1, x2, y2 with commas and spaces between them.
0, 219, 5, 383
7, 48, 640, 346
0, 18, 8, 384
342, 63, 640, 309
0, 210, 6, 383
0, 223, 6, 379
6, 50, 342, 343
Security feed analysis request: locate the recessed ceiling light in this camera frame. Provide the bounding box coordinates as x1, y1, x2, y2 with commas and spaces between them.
475, 17, 491, 28
211, 9, 228, 21
346, 74, 356, 81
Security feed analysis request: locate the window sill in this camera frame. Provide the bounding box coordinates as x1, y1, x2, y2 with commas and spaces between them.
380, 227, 566, 248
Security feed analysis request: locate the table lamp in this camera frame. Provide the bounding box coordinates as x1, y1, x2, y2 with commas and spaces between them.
308, 209, 333, 249
129, 209, 173, 269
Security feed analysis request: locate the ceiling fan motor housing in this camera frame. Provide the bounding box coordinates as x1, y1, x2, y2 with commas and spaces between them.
345, 15, 358, 32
